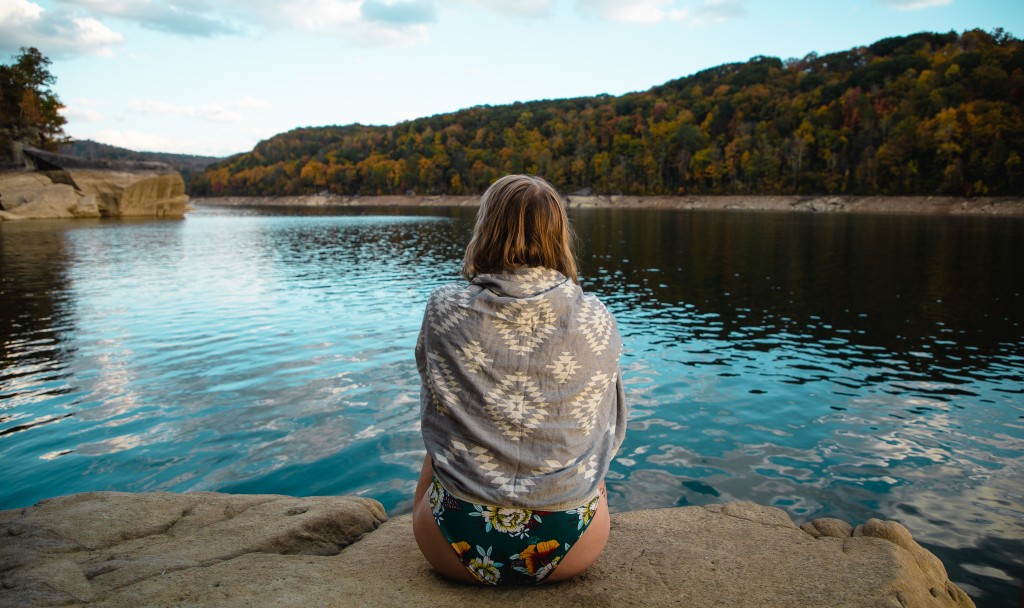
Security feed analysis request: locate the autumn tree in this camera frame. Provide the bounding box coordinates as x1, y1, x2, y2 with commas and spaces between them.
194, 30, 1024, 198
0, 47, 68, 159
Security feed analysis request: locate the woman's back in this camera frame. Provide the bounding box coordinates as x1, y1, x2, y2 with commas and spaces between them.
417, 266, 626, 510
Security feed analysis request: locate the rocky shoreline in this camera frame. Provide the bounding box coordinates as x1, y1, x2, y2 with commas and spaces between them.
0, 148, 190, 221
197, 194, 1024, 216
0, 491, 975, 607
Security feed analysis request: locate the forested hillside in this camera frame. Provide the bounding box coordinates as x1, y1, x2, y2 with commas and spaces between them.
193, 29, 1023, 198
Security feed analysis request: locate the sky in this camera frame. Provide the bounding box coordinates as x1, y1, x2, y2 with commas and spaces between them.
2, 0, 1021, 158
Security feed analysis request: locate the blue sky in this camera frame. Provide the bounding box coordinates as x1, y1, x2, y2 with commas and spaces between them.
2, 0, 1021, 157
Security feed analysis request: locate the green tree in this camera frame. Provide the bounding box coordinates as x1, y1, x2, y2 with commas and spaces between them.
0, 47, 68, 158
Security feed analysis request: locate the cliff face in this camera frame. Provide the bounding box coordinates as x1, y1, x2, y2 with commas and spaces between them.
67, 170, 189, 218
0, 491, 974, 608
0, 169, 189, 221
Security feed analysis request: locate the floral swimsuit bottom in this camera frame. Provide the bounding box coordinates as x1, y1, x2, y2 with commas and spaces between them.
428, 476, 600, 585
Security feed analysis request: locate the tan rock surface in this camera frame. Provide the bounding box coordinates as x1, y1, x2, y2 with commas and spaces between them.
0, 169, 188, 221
0, 492, 974, 607
0, 172, 99, 220
69, 170, 188, 218
1, 492, 387, 606
801, 516, 855, 539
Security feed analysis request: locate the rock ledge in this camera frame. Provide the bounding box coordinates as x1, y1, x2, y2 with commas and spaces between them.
1, 152, 189, 221
0, 492, 973, 607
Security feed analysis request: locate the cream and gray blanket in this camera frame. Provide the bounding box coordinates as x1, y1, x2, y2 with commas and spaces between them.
417, 266, 626, 510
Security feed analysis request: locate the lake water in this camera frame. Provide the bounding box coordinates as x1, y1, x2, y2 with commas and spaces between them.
1, 205, 1021, 606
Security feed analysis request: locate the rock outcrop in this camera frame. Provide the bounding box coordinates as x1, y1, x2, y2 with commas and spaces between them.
0, 148, 189, 221
0, 492, 973, 607
0, 172, 99, 220
68, 170, 188, 218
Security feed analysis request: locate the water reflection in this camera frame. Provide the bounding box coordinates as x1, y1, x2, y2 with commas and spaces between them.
1, 206, 1021, 607
574, 209, 1022, 368
571, 209, 1023, 608
0, 220, 78, 431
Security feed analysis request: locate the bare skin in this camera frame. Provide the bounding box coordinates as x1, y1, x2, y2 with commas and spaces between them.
412, 455, 610, 584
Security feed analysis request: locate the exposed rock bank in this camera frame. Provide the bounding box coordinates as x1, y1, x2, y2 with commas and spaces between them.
563, 194, 1024, 215
196, 194, 1024, 215
0, 492, 974, 607
0, 149, 189, 221
0, 170, 189, 221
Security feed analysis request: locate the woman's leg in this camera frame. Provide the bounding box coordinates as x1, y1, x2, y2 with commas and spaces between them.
412, 455, 479, 584
542, 481, 610, 583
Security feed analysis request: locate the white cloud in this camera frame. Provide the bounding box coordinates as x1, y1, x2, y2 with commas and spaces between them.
362, 0, 437, 24
62, 98, 105, 122
63, 0, 436, 47
0, 0, 43, 21
72, 15, 125, 51
576, 0, 747, 25
667, 7, 691, 21
86, 121, 278, 155
257, 0, 430, 45
90, 128, 248, 155
127, 99, 247, 123
878, 0, 952, 10
91, 129, 184, 153
53, 0, 241, 36
237, 95, 273, 110
576, 0, 671, 23
454, 0, 554, 18
124, 96, 274, 124
354, 22, 430, 45
0, 0, 123, 57
272, 0, 362, 32
687, 0, 747, 23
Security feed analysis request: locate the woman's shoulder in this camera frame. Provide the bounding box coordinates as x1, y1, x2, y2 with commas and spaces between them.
578, 290, 614, 315
429, 281, 475, 300
425, 282, 480, 318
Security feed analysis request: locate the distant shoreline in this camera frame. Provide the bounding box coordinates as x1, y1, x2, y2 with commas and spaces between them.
195, 194, 1024, 216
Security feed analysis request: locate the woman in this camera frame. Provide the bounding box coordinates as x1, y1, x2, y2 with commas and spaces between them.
413, 174, 627, 585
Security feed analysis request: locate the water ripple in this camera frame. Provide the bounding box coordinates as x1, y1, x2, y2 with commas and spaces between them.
1, 207, 1021, 607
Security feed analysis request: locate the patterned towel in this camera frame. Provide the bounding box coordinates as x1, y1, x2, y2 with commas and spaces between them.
417, 266, 627, 510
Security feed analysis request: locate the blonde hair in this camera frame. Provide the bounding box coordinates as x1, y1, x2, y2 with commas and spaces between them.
462, 174, 578, 283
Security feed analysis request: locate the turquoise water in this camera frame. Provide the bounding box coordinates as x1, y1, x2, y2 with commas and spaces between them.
1, 205, 1021, 606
